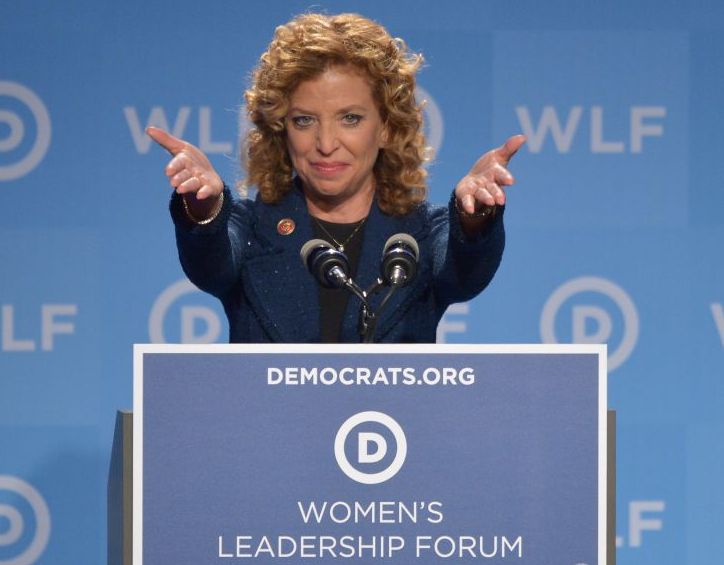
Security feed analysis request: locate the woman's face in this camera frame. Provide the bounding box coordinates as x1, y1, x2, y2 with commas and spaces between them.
285, 65, 387, 218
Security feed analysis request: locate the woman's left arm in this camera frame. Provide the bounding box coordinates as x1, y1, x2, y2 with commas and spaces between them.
431, 135, 526, 305
454, 135, 526, 236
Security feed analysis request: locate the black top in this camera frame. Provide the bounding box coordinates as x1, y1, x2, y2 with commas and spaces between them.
311, 217, 367, 342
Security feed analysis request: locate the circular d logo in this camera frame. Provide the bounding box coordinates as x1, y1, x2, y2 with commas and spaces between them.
334, 411, 407, 485
0, 475, 51, 565
0, 81, 51, 182
540, 275, 639, 372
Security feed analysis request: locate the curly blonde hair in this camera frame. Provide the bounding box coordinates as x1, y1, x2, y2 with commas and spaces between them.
243, 13, 428, 216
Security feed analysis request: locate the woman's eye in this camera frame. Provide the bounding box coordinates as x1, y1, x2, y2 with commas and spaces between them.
342, 113, 362, 125
291, 116, 313, 128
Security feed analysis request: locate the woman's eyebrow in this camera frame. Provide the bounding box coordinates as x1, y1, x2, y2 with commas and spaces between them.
336, 105, 367, 113
287, 104, 369, 115
287, 106, 317, 115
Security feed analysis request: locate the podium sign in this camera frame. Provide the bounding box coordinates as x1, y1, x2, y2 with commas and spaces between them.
134, 344, 607, 564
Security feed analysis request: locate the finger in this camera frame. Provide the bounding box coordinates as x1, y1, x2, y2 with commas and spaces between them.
483, 182, 506, 206
478, 163, 515, 186
177, 176, 202, 194
455, 177, 479, 213
459, 193, 476, 214
170, 169, 192, 189
494, 134, 526, 165
164, 154, 191, 177
474, 186, 496, 207
196, 185, 216, 200
147, 126, 186, 155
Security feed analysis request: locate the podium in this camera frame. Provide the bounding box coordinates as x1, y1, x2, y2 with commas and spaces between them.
110, 344, 614, 564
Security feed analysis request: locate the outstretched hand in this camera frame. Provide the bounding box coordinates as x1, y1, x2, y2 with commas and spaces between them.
455, 134, 526, 214
147, 126, 224, 201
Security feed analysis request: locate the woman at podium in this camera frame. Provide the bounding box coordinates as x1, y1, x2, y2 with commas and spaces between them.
148, 13, 524, 343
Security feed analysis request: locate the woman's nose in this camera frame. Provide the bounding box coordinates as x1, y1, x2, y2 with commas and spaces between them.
316, 122, 340, 155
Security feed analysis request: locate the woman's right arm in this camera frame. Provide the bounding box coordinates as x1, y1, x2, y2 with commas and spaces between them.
148, 126, 246, 298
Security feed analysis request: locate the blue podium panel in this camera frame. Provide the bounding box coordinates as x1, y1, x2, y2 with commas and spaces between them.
134, 344, 606, 565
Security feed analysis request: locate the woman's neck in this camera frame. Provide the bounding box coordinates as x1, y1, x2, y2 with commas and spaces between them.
304, 187, 374, 223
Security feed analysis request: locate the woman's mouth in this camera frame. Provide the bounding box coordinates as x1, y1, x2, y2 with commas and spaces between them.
311, 161, 349, 175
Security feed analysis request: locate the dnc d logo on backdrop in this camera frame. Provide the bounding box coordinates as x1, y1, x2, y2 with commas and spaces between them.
148, 279, 225, 343
0, 475, 51, 565
0, 81, 51, 182
540, 275, 639, 371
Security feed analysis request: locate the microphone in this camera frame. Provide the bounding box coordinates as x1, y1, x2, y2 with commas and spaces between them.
300, 239, 351, 289
381, 233, 419, 287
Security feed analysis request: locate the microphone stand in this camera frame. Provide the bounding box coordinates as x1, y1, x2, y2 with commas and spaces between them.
330, 277, 375, 343
354, 278, 398, 343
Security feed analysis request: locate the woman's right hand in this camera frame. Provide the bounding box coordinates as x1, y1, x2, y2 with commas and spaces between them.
147, 126, 224, 218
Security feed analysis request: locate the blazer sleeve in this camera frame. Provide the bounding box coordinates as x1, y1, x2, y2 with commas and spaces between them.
430, 193, 506, 307
169, 186, 252, 299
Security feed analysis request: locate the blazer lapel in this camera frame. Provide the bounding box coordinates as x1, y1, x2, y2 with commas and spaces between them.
239, 188, 321, 342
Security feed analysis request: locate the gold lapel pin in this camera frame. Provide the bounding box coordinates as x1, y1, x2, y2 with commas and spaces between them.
277, 218, 295, 236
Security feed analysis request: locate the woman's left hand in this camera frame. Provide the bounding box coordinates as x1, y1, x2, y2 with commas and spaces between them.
455, 134, 526, 214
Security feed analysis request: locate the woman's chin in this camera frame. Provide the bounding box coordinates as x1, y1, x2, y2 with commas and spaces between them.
304, 180, 351, 200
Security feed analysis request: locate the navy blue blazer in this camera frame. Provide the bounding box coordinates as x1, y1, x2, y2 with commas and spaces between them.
171, 185, 504, 343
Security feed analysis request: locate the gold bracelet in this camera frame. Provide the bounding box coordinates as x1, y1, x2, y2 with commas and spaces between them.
182, 191, 224, 225
454, 197, 496, 219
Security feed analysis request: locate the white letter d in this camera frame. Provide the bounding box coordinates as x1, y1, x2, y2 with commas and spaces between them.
358, 432, 387, 464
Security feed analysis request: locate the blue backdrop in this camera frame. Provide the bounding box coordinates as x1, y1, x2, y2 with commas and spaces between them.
1, 1, 722, 563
